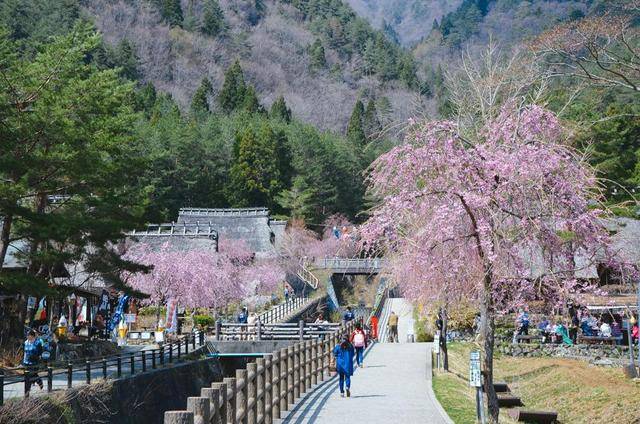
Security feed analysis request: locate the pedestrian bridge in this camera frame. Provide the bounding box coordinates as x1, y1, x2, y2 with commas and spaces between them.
313, 258, 387, 275
164, 298, 451, 424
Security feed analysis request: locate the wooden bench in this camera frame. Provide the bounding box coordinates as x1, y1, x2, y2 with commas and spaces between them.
497, 393, 524, 407
482, 381, 510, 393
508, 409, 558, 423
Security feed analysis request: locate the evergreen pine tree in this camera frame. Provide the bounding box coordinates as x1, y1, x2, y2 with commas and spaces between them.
309, 39, 326, 70
190, 77, 213, 115
227, 123, 284, 208
201, 0, 225, 36
115, 39, 140, 81
218, 60, 246, 113
270, 96, 292, 123
363, 99, 381, 139
160, 0, 183, 27
242, 85, 261, 114
346, 100, 366, 146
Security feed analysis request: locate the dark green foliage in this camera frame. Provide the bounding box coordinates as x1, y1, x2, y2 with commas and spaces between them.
0, 23, 149, 294
218, 60, 247, 113
0, 0, 80, 51
363, 99, 381, 139
191, 77, 213, 115
113, 39, 140, 81
439, 0, 494, 46
226, 122, 291, 209
382, 19, 400, 45
160, 0, 183, 27
580, 104, 640, 201
242, 85, 262, 114
270, 96, 292, 123
135, 82, 158, 117
309, 38, 327, 70
201, 0, 226, 36
346, 100, 366, 146
284, 0, 418, 85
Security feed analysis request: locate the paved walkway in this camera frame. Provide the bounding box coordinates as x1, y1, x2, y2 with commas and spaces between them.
278, 298, 452, 424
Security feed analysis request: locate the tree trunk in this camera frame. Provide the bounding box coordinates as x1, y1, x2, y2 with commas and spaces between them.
0, 214, 13, 269
440, 306, 449, 371
481, 288, 499, 423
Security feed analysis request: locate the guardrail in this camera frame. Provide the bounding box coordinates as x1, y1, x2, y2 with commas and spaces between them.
164, 322, 355, 424
256, 297, 309, 324
315, 257, 387, 272
0, 331, 206, 406
179, 208, 270, 217
213, 321, 341, 341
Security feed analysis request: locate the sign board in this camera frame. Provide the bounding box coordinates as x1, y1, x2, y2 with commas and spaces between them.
141, 331, 151, 340
155, 331, 164, 343
469, 350, 482, 387
433, 333, 440, 353
124, 313, 137, 324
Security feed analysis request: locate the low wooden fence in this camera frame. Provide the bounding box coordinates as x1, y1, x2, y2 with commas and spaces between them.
164, 322, 354, 424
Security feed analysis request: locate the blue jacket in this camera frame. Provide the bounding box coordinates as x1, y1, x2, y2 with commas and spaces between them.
333, 344, 355, 376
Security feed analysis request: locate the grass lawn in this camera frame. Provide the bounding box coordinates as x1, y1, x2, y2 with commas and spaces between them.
432, 342, 640, 423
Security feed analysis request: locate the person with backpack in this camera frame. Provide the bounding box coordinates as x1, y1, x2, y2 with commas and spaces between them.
350, 322, 367, 368
22, 330, 44, 393
333, 335, 355, 397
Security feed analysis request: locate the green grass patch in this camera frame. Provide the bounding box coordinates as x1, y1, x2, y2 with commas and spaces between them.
433, 372, 477, 424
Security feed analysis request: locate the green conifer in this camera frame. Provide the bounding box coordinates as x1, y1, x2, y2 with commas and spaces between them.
201, 0, 225, 36
191, 77, 213, 115
346, 100, 366, 146
270, 96, 292, 123
218, 60, 246, 113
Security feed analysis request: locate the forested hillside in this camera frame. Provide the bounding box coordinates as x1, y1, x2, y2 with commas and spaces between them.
344, 0, 462, 46
81, 0, 422, 132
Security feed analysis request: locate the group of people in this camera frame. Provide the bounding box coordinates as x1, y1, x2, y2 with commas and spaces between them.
514, 307, 639, 346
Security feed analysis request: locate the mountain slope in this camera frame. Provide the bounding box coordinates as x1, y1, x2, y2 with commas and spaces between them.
344, 0, 462, 46
83, 0, 422, 132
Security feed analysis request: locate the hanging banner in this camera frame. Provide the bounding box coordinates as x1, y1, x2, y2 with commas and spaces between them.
98, 290, 110, 313
108, 294, 129, 333
75, 296, 87, 325
35, 297, 47, 321
165, 299, 178, 333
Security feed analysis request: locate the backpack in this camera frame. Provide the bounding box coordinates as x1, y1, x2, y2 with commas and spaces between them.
353, 331, 365, 347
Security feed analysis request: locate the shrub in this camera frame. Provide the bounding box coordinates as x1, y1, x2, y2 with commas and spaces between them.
193, 315, 215, 328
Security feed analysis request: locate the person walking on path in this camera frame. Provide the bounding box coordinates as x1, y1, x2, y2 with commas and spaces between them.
22, 330, 44, 394
369, 315, 379, 341
333, 335, 355, 397
350, 322, 367, 367
388, 311, 399, 343
343, 306, 355, 323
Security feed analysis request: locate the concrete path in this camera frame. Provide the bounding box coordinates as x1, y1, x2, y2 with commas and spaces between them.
278, 298, 452, 424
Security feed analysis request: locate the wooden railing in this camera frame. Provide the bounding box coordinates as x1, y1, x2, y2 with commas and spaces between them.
165, 322, 354, 424
296, 263, 319, 290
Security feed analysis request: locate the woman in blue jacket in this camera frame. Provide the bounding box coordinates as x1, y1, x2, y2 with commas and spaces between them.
333, 335, 355, 397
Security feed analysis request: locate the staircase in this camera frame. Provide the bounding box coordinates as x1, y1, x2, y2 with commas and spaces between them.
297, 259, 319, 289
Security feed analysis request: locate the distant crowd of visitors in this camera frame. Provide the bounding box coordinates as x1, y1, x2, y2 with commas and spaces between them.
513, 306, 639, 346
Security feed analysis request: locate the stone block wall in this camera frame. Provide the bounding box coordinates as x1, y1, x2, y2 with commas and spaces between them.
497, 341, 632, 366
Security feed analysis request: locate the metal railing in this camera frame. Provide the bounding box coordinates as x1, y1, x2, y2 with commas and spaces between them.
213, 321, 341, 341
178, 208, 270, 217
297, 264, 319, 290
129, 223, 219, 239
256, 297, 309, 324
0, 331, 206, 406
315, 257, 387, 272
164, 322, 355, 424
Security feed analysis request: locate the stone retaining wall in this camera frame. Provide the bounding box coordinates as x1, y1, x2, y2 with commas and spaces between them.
497, 341, 632, 366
